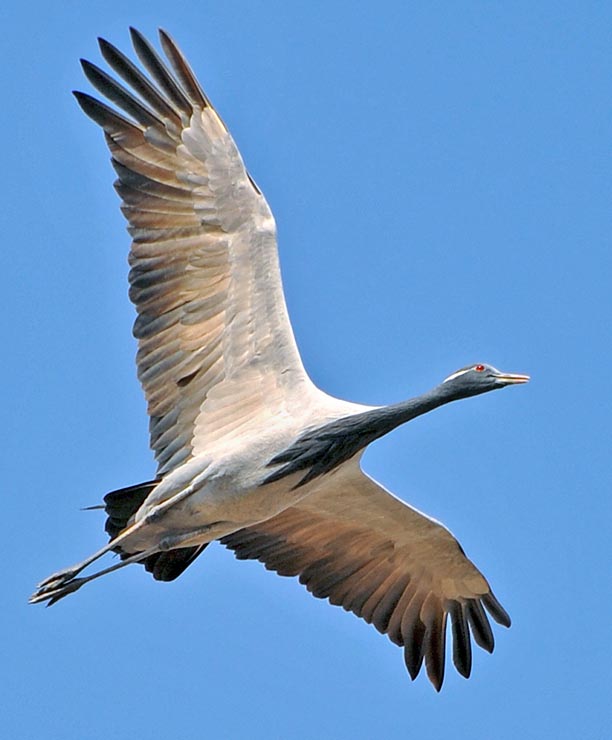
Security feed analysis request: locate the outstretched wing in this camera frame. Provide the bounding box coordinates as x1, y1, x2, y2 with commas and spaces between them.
221, 460, 510, 691
76, 29, 314, 474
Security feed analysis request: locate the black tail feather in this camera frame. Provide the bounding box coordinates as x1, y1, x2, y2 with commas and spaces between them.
103, 479, 159, 540
143, 545, 209, 581
101, 479, 208, 581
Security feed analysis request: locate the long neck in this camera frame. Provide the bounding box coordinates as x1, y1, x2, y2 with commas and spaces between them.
352, 381, 464, 443
263, 382, 468, 488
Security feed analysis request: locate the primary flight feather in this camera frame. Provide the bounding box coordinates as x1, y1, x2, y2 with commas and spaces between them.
30, 29, 528, 691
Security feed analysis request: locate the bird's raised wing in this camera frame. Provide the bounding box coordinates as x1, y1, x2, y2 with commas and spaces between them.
76, 29, 313, 474
221, 460, 510, 690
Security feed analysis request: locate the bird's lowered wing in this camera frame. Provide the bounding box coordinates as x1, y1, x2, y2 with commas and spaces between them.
76, 29, 314, 474
221, 460, 510, 690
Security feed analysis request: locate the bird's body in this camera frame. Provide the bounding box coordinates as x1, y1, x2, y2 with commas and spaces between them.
119, 393, 369, 553
30, 29, 528, 691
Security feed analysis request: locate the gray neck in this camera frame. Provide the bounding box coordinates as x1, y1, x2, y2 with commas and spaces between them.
262, 381, 465, 488
352, 381, 463, 442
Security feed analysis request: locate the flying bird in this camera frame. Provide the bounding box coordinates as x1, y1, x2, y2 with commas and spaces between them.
30, 29, 529, 691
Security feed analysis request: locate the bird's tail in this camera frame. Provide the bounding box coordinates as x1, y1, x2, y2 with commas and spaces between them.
103, 480, 208, 582
30, 480, 210, 605
103, 479, 159, 540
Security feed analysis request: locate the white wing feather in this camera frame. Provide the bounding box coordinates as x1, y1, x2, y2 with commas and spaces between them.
77, 30, 317, 474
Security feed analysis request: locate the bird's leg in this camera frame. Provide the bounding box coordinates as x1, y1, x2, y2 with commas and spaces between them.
29, 546, 161, 606
157, 522, 227, 551
35, 483, 199, 592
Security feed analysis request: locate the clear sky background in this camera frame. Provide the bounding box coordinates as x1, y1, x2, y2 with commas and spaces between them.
4, 2, 611, 739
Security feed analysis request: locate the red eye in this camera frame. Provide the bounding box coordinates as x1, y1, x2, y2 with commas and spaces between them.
474, 364, 485, 372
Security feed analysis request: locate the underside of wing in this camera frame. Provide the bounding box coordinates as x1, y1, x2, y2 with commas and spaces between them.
76, 29, 313, 474
221, 460, 510, 690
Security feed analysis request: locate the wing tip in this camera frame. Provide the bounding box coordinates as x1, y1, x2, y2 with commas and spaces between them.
482, 592, 512, 628
129, 26, 144, 49
158, 27, 173, 45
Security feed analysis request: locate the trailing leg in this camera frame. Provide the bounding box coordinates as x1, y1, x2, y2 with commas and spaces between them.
29, 546, 161, 606
32, 479, 200, 598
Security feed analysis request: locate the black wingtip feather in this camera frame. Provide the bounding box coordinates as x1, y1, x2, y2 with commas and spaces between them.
129, 26, 145, 45
402, 620, 426, 681
158, 29, 210, 109
466, 600, 495, 653
129, 27, 192, 113
98, 36, 182, 126
450, 603, 473, 678
424, 612, 447, 691
72, 89, 143, 135
98, 37, 124, 69
482, 592, 511, 628
80, 58, 163, 129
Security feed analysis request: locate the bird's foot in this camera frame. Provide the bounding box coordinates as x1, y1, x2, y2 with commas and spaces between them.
36, 566, 81, 591
29, 577, 87, 606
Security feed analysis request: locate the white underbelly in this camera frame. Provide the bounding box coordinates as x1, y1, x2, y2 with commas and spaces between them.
123, 446, 320, 552
122, 395, 370, 553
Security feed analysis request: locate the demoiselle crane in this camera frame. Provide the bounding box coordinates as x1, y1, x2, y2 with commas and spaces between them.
30, 29, 529, 691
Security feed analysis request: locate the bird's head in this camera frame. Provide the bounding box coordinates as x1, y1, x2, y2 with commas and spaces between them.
441, 363, 530, 399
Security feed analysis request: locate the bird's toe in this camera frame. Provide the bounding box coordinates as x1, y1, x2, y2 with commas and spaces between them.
36, 567, 79, 590
29, 577, 86, 606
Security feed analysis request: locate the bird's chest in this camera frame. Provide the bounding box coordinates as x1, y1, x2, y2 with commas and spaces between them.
162, 434, 315, 530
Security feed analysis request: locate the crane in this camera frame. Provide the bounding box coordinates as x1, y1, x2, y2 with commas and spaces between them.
30, 29, 529, 691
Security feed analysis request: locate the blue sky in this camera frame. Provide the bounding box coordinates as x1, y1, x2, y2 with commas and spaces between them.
5, 2, 611, 738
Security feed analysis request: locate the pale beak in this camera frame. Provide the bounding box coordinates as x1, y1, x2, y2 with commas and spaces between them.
494, 372, 530, 385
